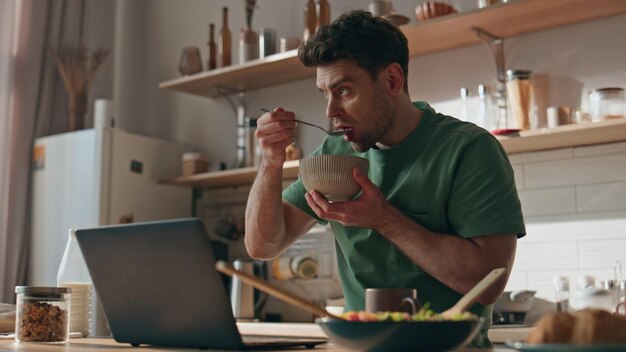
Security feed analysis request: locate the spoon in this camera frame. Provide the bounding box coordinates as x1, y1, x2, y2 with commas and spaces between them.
440, 267, 507, 319
215, 260, 345, 320
260, 108, 346, 136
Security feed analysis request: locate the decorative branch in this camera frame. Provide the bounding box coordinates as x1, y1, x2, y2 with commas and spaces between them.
49, 43, 109, 94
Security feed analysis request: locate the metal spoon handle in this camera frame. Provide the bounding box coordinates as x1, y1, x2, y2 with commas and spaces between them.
260, 108, 343, 136
293, 119, 330, 133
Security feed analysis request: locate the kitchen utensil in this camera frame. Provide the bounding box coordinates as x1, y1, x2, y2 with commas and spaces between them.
299, 154, 369, 202
493, 290, 536, 324
215, 260, 343, 320
317, 317, 483, 352
441, 267, 507, 319
260, 108, 346, 136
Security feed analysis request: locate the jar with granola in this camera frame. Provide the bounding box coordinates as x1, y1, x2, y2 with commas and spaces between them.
15, 286, 71, 343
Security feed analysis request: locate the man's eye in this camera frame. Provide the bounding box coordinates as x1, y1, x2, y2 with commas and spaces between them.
338, 87, 349, 95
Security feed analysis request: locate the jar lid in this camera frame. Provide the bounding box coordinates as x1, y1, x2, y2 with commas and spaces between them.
290, 256, 317, 280
15, 286, 71, 294
182, 152, 209, 162
506, 69, 532, 80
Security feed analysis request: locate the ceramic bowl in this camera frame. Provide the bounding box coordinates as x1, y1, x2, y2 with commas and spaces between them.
299, 155, 369, 202
415, 2, 458, 21
316, 317, 484, 352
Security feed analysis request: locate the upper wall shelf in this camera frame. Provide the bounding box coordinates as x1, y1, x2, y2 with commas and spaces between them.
160, 119, 626, 189
158, 0, 626, 98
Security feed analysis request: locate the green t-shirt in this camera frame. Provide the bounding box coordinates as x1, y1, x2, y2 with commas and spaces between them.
282, 102, 526, 348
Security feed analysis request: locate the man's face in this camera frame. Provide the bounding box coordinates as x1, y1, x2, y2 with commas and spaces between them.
316, 61, 394, 152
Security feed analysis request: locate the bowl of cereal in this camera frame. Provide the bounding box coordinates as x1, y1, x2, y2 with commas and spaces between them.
298, 154, 369, 202
316, 309, 483, 352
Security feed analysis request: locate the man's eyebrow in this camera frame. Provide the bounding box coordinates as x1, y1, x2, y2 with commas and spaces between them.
318, 78, 351, 94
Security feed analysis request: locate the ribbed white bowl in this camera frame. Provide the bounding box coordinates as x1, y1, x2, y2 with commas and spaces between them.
299, 155, 369, 202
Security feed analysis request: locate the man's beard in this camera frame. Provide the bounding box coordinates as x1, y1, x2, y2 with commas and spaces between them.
350, 87, 393, 152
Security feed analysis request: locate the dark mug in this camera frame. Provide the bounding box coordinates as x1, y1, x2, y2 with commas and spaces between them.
365, 288, 420, 314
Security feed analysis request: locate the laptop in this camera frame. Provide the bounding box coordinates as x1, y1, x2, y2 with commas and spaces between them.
75, 218, 327, 350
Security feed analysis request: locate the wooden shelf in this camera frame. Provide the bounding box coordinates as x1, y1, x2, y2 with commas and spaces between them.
158, 0, 626, 98
496, 118, 626, 154
160, 119, 626, 189
159, 159, 300, 189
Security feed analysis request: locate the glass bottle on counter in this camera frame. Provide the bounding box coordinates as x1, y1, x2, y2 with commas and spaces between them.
553, 276, 570, 312
459, 87, 474, 124
57, 229, 93, 337
218, 7, 232, 67
477, 84, 491, 130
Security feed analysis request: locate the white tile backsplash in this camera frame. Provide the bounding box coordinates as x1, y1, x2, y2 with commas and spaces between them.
507, 141, 626, 300
524, 210, 626, 243
518, 187, 576, 217
523, 152, 626, 189
508, 148, 573, 165
578, 238, 626, 270
573, 141, 626, 157
514, 241, 578, 271
577, 182, 626, 212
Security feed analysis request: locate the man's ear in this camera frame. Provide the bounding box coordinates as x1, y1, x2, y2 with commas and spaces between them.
385, 63, 405, 95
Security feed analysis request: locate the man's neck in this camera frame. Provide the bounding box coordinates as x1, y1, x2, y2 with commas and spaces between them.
377, 97, 423, 147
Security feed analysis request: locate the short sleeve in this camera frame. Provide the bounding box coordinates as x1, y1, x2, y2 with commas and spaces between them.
447, 135, 526, 238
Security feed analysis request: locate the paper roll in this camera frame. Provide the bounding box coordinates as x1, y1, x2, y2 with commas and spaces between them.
94, 99, 114, 129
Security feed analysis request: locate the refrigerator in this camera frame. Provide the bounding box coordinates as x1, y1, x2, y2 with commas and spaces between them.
29, 128, 192, 335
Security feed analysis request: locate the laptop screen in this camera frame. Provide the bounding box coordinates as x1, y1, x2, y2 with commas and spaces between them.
75, 218, 246, 349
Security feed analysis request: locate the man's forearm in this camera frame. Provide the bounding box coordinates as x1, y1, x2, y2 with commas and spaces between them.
245, 161, 290, 259
376, 205, 515, 305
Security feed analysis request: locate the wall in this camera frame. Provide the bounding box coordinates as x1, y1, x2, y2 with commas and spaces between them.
81, 0, 626, 311
507, 141, 626, 300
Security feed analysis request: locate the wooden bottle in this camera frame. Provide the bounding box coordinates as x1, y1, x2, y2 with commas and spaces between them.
316, 0, 330, 31
303, 0, 316, 41
218, 7, 232, 67
207, 23, 217, 70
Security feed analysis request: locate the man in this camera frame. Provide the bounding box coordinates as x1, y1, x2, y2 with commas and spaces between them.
245, 10, 525, 347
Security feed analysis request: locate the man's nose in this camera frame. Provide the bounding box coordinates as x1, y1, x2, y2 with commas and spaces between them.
325, 96, 343, 122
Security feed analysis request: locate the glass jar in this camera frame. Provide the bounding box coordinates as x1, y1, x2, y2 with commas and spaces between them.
15, 286, 71, 343
506, 69, 534, 130
589, 87, 625, 121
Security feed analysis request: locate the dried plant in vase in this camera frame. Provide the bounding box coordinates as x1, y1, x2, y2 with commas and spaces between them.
49, 43, 109, 131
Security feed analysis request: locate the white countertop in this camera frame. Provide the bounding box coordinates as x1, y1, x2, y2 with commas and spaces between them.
236, 322, 533, 344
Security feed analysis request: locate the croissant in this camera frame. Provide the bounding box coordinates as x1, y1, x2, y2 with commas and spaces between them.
527, 309, 626, 345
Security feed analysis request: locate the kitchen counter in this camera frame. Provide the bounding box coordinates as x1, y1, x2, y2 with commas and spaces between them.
0, 337, 515, 351
237, 322, 533, 344
0, 322, 530, 351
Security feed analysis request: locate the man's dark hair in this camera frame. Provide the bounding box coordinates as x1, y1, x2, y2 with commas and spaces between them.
299, 10, 409, 92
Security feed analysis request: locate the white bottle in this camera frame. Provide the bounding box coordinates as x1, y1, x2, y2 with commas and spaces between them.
459, 87, 474, 124
57, 229, 93, 337
477, 84, 494, 130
